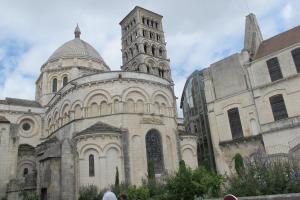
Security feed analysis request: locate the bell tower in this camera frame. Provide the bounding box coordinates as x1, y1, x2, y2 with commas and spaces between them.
120, 6, 172, 81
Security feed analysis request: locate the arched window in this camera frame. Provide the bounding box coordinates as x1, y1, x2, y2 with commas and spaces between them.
144, 44, 148, 54
23, 168, 28, 177
159, 48, 163, 57
130, 48, 133, 57
135, 43, 139, 53
124, 52, 128, 61
63, 76, 68, 87
89, 154, 95, 177
152, 46, 155, 56
146, 129, 164, 174
147, 66, 150, 73
52, 78, 57, 93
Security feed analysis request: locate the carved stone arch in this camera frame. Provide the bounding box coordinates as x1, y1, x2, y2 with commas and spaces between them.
61, 102, 71, 125
100, 100, 110, 115
112, 95, 122, 114
145, 57, 156, 68
84, 89, 112, 106
79, 143, 102, 159
121, 87, 150, 103
181, 144, 197, 156
59, 100, 71, 115
151, 90, 172, 107
103, 143, 122, 157
71, 100, 84, 110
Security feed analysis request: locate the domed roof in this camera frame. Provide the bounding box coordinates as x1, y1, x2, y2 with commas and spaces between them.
47, 25, 105, 63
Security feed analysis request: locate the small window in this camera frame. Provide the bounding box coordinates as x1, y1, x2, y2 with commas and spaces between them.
269, 94, 288, 121
157, 34, 160, 41
228, 108, 243, 139
23, 168, 28, 176
142, 17, 145, 24
144, 44, 147, 54
147, 66, 150, 73
89, 154, 95, 177
135, 43, 139, 53
266, 57, 283, 82
152, 46, 155, 56
292, 48, 300, 73
52, 78, 57, 93
143, 30, 146, 37
159, 48, 163, 57
63, 76, 68, 87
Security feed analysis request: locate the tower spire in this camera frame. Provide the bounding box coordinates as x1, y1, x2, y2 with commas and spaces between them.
74, 24, 81, 38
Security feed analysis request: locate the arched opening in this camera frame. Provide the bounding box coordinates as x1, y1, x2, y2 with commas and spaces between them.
124, 52, 128, 61
135, 43, 139, 53
144, 44, 148, 54
152, 46, 155, 56
147, 66, 150, 73
23, 168, 28, 177
63, 76, 68, 87
52, 78, 57, 93
89, 154, 95, 177
159, 48, 163, 57
145, 129, 164, 174
129, 48, 133, 57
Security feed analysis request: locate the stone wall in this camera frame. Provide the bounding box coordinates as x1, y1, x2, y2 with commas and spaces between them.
204, 193, 300, 200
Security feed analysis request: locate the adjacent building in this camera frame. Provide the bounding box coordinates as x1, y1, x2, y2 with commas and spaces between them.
181, 13, 300, 174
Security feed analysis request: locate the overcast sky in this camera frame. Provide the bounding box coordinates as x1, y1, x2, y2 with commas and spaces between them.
0, 0, 299, 116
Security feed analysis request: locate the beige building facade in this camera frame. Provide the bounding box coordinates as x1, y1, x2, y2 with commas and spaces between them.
0, 7, 198, 200
201, 14, 300, 175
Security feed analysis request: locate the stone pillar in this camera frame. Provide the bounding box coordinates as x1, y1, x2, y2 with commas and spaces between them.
61, 138, 75, 200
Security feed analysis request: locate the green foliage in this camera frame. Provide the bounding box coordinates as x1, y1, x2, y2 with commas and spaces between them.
20, 191, 38, 200
147, 161, 155, 180
233, 153, 244, 176
127, 185, 150, 200
111, 182, 129, 197
226, 156, 300, 197
115, 166, 120, 187
79, 185, 99, 200
165, 165, 224, 200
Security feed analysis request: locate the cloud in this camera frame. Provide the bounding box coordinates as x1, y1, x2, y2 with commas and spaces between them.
0, 0, 299, 117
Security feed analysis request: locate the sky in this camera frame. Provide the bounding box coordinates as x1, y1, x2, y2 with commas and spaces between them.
0, 0, 299, 116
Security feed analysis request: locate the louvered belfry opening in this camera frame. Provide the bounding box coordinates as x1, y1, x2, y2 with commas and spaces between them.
228, 108, 243, 139
269, 94, 288, 121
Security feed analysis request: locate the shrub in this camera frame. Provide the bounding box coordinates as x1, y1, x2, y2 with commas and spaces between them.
165, 161, 224, 200
79, 185, 99, 200
20, 191, 38, 200
127, 185, 150, 200
226, 154, 300, 197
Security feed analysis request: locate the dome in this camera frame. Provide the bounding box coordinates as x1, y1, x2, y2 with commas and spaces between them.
47, 25, 106, 64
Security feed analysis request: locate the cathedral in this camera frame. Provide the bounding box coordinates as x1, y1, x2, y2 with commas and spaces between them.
0, 7, 198, 200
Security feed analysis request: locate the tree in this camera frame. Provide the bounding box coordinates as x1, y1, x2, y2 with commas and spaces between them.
233, 153, 244, 176
115, 166, 120, 187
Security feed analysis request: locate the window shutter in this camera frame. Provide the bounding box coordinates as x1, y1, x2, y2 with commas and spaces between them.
266, 57, 283, 82
269, 94, 288, 121
292, 48, 300, 73
228, 108, 243, 139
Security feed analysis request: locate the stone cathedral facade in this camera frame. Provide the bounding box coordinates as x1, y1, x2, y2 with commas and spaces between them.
0, 7, 198, 200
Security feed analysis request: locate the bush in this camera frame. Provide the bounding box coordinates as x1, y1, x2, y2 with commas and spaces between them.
165, 161, 224, 200
127, 185, 150, 200
79, 185, 99, 200
226, 155, 300, 197
20, 191, 38, 200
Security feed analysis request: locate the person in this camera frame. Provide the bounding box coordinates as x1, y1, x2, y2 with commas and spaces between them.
224, 194, 238, 200
102, 191, 118, 200
119, 193, 127, 200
